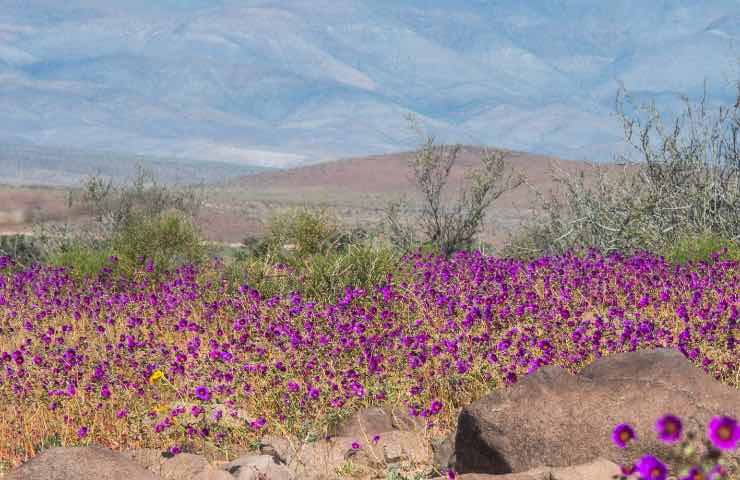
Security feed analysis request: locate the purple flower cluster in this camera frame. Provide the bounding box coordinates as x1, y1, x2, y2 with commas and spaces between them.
0, 249, 736, 465
612, 414, 739, 479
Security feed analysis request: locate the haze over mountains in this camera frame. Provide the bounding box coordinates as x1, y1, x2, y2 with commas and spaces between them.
2, 0, 739, 168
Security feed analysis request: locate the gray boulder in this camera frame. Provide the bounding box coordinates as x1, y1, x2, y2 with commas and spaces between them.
455, 348, 739, 475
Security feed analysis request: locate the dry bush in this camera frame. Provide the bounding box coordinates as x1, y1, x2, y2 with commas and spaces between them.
387, 118, 523, 257
506, 82, 740, 258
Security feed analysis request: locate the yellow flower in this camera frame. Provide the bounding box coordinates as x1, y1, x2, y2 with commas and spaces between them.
149, 369, 164, 385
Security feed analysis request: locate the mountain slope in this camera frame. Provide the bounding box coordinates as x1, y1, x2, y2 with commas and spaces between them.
0, 0, 738, 166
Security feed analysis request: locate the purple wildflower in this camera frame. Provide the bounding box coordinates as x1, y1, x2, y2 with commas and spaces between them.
612, 423, 636, 448
707, 415, 739, 451
194, 385, 211, 401
635, 455, 667, 480
655, 414, 683, 443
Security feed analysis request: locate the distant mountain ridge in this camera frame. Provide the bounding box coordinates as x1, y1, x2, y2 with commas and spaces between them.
1, 0, 739, 167
0, 143, 272, 186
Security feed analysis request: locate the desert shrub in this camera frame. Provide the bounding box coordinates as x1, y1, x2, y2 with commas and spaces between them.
660, 229, 740, 264
260, 206, 342, 258
296, 241, 398, 302
386, 117, 523, 257
36, 166, 206, 281
48, 210, 205, 281
227, 207, 398, 302
224, 241, 398, 304
46, 241, 114, 281
505, 83, 740, 258
109, 209, 206, 276
68, 164, 203, 237
0, 234, 43, 267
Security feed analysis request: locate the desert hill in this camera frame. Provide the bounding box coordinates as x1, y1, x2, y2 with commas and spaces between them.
203, 146, 628, 247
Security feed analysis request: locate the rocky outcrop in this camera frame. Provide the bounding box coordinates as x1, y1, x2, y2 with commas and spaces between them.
454, 348, 740, 475
122, 449, 232, 480
5, 446, 162, 480
435, 458, 622, 480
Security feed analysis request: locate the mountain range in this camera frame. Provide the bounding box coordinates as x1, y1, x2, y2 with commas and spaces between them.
1, 0, 739, 168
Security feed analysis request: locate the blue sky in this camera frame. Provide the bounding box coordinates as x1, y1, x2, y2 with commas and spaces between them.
1, 0, 739, 167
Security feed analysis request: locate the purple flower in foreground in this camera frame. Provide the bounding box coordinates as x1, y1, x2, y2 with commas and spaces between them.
351, 441, 360, 450
681, 466, 705, 480
707, 415, 739, 451
430, 400, 444, 415
635, 455, 667, 480
612, 423, 636, 448
655, 414, 683, 443
77, 426, 88, 438
372, 435, 380, 444
194, 385, 211, 401
250, 416, 266, 430
621, 464, 636, 476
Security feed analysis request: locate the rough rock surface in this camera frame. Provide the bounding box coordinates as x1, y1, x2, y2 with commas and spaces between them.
432, 432, 456, 471
330, 406, 427, 440
455, 348, 740, 475
288, 431, 432, 479
5, 446, 163, 480
122, 449, 232, 480
331, 407, 396, 439
436, 458, 622, 480
258, 435, 296, 465
221, 454, 293, 480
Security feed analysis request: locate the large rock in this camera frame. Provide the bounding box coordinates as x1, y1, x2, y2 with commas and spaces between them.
122, 449, 232, 480
330, 406, 427, 440
437, 458, 621, 480
331, 407, 395, 439
5, 446, 163, 480
455, 348, 740, 475
288, 431, 432, 479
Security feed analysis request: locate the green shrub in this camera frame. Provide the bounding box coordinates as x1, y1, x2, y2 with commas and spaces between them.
296, 242, 399, 302
69, 165, 202, 237
504, 84, 740, 259
110, 209, 205, 276
45, 210, 205, 281
224, 241, 399, 304
46, 241, 113, 281
0, 234, 43, 267
660, 230, 740, 264
36, 167, 206, 281
262, 206, 342, 259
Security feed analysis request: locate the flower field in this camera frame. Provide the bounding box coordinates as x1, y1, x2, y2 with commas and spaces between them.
0, 249, 737, 471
